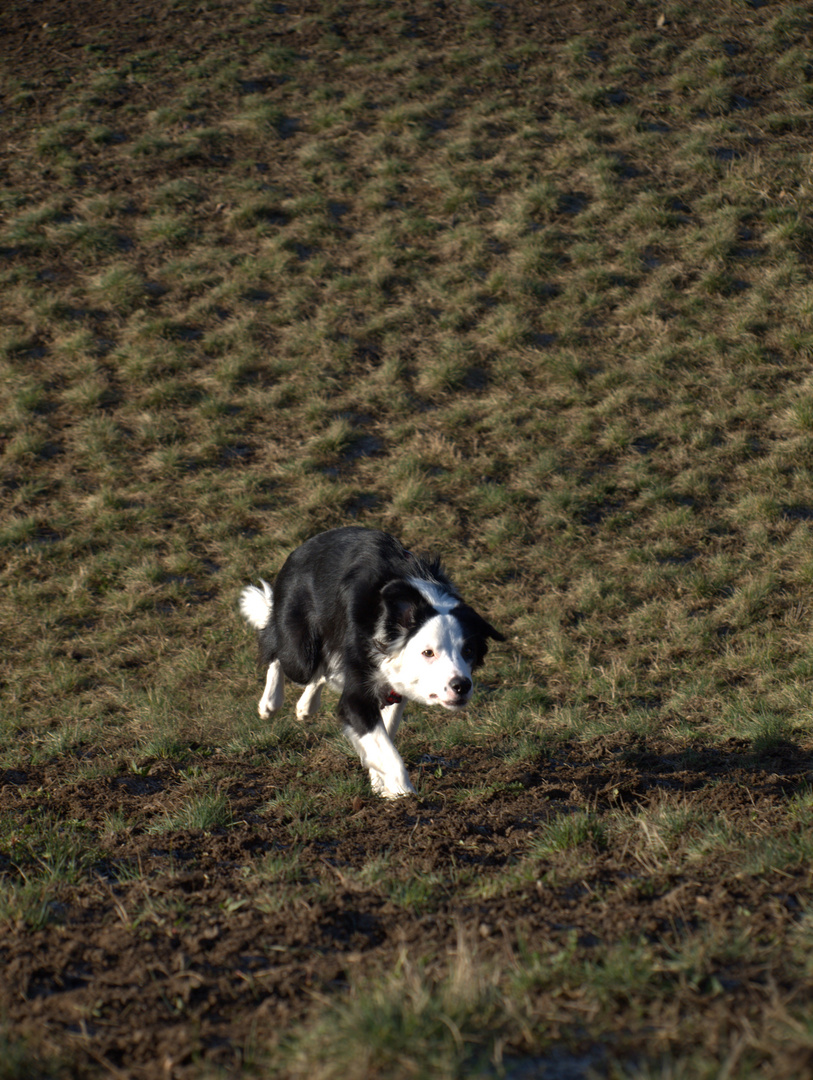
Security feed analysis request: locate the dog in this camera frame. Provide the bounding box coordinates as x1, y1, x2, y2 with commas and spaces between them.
239, 526, 504, 798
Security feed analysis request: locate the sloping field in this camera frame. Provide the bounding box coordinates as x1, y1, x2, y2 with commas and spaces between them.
2, 1, 813, 1076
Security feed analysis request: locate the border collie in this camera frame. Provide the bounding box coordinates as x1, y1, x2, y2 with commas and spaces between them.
239, 526, 504, 798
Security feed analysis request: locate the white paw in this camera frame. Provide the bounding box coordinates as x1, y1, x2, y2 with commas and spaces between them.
369, 769, 415, 799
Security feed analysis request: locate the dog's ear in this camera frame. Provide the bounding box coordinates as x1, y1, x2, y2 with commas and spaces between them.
380, 579, 426, 629
479, 616, 506, 643
455, 604, 506, 643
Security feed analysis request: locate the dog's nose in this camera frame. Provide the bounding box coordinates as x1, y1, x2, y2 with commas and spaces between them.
449, 676, 472, 697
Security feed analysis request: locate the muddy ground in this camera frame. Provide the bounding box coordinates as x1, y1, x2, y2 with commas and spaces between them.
1, 738, 811, 1077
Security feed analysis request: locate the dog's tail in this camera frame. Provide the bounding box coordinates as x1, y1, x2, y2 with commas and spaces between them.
239, 579, 274, 630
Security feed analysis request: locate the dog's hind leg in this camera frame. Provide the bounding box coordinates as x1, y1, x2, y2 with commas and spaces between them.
258, 659, 285, 718
381, 699, 405, 739
295, 677, 325, 720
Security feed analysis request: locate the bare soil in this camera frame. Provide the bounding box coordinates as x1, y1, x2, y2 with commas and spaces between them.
2, 737, 811, 1076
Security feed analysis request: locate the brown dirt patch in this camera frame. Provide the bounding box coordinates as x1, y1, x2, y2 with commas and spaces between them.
1, 737, 811, 1076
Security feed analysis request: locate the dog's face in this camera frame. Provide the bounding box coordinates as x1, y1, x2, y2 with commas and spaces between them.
378, 580, 504, 709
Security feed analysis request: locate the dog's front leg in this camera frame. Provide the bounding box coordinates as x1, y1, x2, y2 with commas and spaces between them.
381, 698, 405, 739
349, 722, 415, 799
340, 691, 414, 798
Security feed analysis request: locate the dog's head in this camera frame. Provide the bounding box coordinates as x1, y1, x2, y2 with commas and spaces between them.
376, 580, 504, 709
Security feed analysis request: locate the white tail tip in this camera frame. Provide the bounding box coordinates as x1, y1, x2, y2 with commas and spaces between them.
239, 578, 273, 629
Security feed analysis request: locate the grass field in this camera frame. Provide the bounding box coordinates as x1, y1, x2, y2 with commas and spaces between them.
2, 0, 813, 1076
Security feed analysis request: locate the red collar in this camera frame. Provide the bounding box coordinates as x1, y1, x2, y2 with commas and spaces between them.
381, 687, 403, 707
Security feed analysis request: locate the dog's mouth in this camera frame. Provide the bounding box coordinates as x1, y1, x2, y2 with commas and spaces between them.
430, 693, 470, 710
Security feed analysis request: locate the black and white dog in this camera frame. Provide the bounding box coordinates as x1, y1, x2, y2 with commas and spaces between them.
239, 527, 504, 798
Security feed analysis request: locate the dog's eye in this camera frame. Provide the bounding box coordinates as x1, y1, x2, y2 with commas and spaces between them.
422, 649, 434, 658
462, 644, 474, 659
